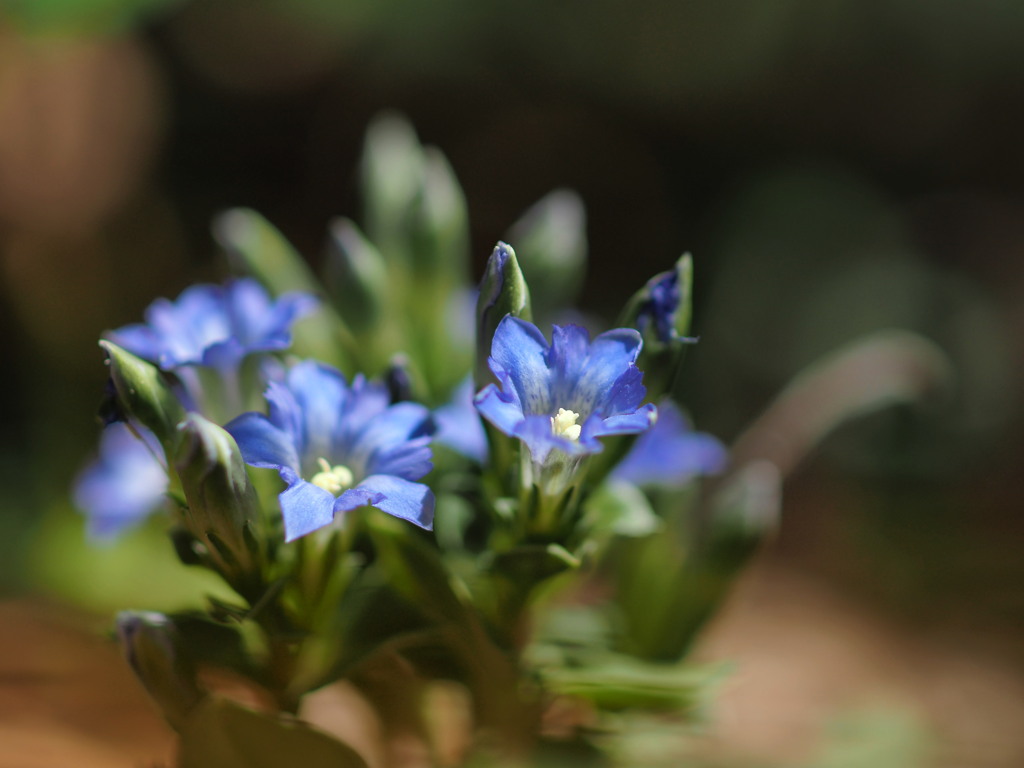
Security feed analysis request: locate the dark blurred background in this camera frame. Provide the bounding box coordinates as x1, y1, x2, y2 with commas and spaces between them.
1, 1, 1022, 764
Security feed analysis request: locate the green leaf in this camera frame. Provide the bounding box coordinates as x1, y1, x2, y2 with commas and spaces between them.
214, 208, 321, 295
360, 113, 425, 265
583, 480, 661, 538
324, 218, 390, 332
490, 543, 580, 585
614, 464, 779, 662
99, 341, 185, 450
540, 655, 725, 714
409, 146, 470, 282
505, 189, 587, 319
169, 612, 258, 679
178, 698, 367, 768
365, 514, 470, 628
213, 208, 352, 370
728, 329, 952, 477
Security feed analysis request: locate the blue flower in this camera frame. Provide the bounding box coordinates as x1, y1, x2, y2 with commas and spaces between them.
434, 377, 488, 463
108, 278, 317, 371
475, 316, 656, 464
226, 361, 435, 541
74, 422, 168, 540
611, 400, 727, 487
636, 267, 696, 345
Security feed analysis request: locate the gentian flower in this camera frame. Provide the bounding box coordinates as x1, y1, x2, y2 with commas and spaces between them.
475, 316, 657, 465
74, 422, 168, 540
108, 278, 317, 371
226, 361, 435, 541
611, 400, 727, 487
434, 377, 488, 463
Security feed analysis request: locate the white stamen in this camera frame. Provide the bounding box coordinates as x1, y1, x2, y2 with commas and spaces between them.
310, 457, 354, 495
550, 408, 582, 441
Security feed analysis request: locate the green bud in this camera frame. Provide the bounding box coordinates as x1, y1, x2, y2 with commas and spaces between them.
325, 217, 390, 333
100, 341, 185, 452
117, 611, 204, 731
475, 242, 532, 388
620, 254, 697, 401
175, 414, 262, 591
505, 189, 586, 318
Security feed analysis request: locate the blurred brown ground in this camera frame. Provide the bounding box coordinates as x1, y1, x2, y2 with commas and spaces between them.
4, 554, 1024, 768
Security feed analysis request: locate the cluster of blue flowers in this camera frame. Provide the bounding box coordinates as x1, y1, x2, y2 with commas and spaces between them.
75, 117, 748, 763
78, 271, 724, 545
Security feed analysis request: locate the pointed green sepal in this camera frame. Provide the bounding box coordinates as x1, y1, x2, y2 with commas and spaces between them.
475, 242, 532, 388
505, 189, 586, 319
671, 253, 694, 340
175, 414, 263, 590
100, 341, 185, 451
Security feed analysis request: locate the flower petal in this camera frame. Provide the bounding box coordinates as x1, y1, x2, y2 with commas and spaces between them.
280, 479, 337, 541
584, 402, 658, 439
546, 324, 592, 404
570, 328, 644, 416
611, 402, 727, 487
106, 278, 316, 372
356, 474, 435, 529
350, 401, 433, 477
434, 377, 488, 462
73, 423, 168, 541
283, 361, 350, 464
474, 382, 525, 437
488, 316, 552, 415
225, 412, 301, 483
366, 436, 434, 480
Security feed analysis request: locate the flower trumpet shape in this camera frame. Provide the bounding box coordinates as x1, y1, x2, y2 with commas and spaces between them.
108, 278, 317, 371
475, 316, 656, 464
611, 400, 727, 487
74, 422, 168, 540
226, 361, 435, 541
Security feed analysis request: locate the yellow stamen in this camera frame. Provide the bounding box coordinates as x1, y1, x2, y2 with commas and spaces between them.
550, 408, 582, 441
310, 457, 354, 495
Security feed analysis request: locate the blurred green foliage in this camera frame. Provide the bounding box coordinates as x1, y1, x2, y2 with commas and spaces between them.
3, 0, 182, 34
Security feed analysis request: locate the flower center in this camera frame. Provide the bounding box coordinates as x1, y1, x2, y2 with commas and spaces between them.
550, 408, 582, 441
310, 457, 354, 495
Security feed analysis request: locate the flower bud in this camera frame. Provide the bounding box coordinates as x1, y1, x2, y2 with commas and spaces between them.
175, 414, 263, 592
100, 341, 185, 453
619, 254, 697, 401
475, 242, 532, 389
117, 611, 203, 731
